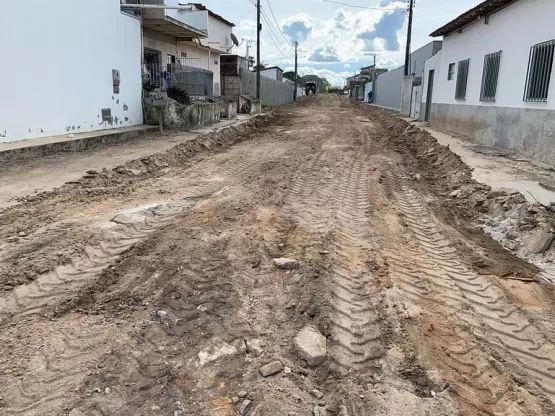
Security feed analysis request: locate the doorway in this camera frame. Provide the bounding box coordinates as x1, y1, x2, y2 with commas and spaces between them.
425, 69, 435, 122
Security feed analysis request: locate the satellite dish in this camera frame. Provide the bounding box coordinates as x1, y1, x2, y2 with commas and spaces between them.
230, 33, 240, 47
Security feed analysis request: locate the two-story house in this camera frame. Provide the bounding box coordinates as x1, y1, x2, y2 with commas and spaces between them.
123, 1, 235, 97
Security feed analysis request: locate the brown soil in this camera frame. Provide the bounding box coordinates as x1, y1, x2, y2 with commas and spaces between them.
2, 96, 555, 416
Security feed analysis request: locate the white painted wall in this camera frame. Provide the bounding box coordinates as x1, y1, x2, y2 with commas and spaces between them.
432, 0, 555, 110
0, 0, 143, 143
208, 18, 234, 53
260, 68, 280, 80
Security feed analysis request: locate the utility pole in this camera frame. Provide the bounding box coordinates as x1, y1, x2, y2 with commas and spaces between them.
256, 0, 261, 99
404, 0, 414, 76
294, 41, 298, 101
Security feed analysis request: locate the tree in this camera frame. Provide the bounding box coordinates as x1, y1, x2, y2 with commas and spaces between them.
253, 63, 266, 71
283, 71, 301, 83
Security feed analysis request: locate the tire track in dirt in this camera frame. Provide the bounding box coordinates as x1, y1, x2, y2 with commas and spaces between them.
328, 158, 385, 374
1, 319, 113, 416
0, 198, 200, 322
381, 168, 555, 413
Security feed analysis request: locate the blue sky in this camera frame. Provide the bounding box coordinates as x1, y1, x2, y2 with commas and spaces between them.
200, 0, 483, 85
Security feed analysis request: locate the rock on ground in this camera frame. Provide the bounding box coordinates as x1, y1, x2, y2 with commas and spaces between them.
293, 326, 327, 366
525, 224, 555, 254
273, 258, 298, 269
259, 360, 283, 377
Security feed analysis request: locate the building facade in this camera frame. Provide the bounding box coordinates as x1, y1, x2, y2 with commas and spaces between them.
132, 1, 235, 97
373, 41, 442, 114
426, 0, 555, 164
259, 67, 284, 81
0, 0, 143, 143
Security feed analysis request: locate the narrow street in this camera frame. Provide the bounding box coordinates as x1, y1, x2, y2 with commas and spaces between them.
2, 95, 555, 416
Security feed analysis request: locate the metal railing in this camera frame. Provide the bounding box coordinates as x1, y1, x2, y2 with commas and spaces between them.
145, 62, 213, 97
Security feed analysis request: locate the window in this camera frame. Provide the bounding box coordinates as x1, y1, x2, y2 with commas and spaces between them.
181, 52, 187, 58
455, 59, 470, 100
480, 51, 502, 101
524, 40, 555, 102
448, 63, 455, 80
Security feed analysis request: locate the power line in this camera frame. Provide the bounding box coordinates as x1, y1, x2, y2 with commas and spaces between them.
322, 0, 403, 10
266, 0, 291, 45
260, 12, 290, 57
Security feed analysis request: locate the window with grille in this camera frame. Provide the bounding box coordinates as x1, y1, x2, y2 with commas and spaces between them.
455, 59, 470, 100
524, 40, 555, 102
448, 63, 455, 80
480, 51, 502, 101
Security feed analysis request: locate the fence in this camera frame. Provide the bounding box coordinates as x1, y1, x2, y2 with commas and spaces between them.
146, 58, 213, 97
239, 68, 294, 106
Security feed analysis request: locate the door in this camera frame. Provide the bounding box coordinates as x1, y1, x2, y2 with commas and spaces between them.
425, 69, 435, 122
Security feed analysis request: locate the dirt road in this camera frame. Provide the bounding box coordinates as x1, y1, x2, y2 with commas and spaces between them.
2, 95, 555, 415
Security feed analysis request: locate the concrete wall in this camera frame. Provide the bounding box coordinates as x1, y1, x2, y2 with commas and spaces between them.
429, 0, 555, 163
0, 0, 143, 143
207, 17, 234, 53
408, 41, 443, 76
374, 66, 404, 110
373, 41, 441, 113
260, 68, 283, 81
421, 50, 442, 121
239, 69, 294, 107
145, 99, 221, 129
432, 103, 555, 164
400, 75, 414, 116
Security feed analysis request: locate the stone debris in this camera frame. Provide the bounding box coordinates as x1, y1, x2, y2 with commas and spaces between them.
293, 326, 327, 366
259, 360, 284, 377
310, 389, 324, 399
238, 390, 248, 398
156, 310, 167, 318
246, 339, 264, 357
273, 258, 298, 270
69, 410, 86, 416
198, 337, 241, 367
449, 189, 461, 198
525, 224, 554, 254
239, 399, 253, 415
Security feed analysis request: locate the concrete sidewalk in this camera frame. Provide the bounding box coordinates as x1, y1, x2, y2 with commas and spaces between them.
0, 116, 253, 209
405, 118, 555, 207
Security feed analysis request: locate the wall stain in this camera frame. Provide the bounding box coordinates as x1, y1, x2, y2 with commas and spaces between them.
123, 104, 129, 112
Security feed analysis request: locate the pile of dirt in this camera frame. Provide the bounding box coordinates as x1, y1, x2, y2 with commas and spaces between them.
0, 113, 278, 292
361, 104, 550, 280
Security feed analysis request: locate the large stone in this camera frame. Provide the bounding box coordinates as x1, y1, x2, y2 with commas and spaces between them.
525, 224, 555, 254
259, 360, 283, 377
273, 258, 298, 270
293, 326, 327, 366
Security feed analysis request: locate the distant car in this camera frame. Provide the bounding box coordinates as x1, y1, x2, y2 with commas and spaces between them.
305, 82, 317, 95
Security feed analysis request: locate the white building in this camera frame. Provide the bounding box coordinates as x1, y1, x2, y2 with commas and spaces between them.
0, 0, 143, 143
259, 66, 284, 82
133, 1, 236, 97
424, 0, 555, 164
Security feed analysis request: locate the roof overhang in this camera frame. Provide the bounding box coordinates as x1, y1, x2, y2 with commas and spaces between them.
142, 15, 208, 39
430, 0, 519, 37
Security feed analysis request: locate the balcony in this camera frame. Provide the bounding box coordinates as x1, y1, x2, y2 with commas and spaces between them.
121, 1, 208, 40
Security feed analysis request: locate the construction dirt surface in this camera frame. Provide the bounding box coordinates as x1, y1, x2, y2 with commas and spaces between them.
3, 95, 555, 416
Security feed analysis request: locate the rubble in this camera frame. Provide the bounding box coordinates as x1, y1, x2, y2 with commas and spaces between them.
293, 326, 327, 366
